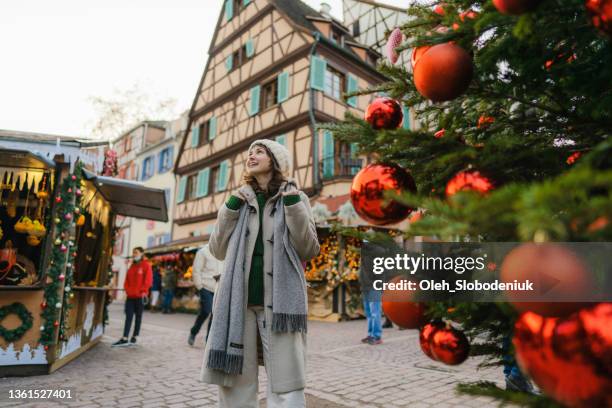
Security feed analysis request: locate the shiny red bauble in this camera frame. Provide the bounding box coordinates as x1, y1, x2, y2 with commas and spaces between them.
419, 321, 445, 359
364, 97, 403, 129
445, 170, 493, 196
513, 305, 612, 408
350, 163, 417, 225
429, 326, 470, 365
382, 276, 425, 329
586, 0, 612, 35
500, 243, 594, 317
411, 46, 432, 68
413, 43, 473, 102
493, 0, 543, 15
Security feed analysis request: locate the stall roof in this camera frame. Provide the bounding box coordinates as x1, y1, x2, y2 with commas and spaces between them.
82, 170, 168, 222
0, 149, 56, 170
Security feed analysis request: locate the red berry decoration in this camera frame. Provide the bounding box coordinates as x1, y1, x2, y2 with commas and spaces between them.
382, 276, 426, 329
385, 28, 403, 64
429, 326, 470, 365
413, 43, 473, 102
350, 163, 417, 225
364, 97, 404, 129
420, 321, 445, 359
493, 0, 543, 15
513, 305, 612, 408
500, 243, 594, 317
445, 170, 493, 196
567, 151, 582, 165
586, 0, 612, 35
477, 115, 495, 128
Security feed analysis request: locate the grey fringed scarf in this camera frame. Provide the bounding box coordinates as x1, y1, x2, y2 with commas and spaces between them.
207, 189, 308, 375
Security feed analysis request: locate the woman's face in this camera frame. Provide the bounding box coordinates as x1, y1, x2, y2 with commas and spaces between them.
246, 145, 272, 176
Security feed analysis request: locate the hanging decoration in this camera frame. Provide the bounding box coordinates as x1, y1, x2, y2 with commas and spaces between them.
500, 243, 593, 317
419, 321, 445, 359
40, 161, 84, 346
429, 325, 470, 365
350, 163, 417, 225
445, 170, 494, 196
381, 276, 425, 329
102, 149, 118, 177
0, 302, 33, 342
493, 0, 543, 15
364, 97, 404, 130
513, 304, 612, 408
413, 43, 474, 102
385, 27, 404, 64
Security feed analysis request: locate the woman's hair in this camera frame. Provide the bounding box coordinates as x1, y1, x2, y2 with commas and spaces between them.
243, 143, 287, 195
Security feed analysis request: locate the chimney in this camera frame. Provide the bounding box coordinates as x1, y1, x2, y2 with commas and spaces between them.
319, 2, 331, 18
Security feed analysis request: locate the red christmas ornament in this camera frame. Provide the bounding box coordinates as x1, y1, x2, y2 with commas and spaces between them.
477, 115, 495, 128
413, 43, 473, 102
434, 129, 446, 139
350, 163, 417, 225
419, 321, 445, 359
60, 244, 68, 253
71, 175, 76, 181
567, 151, 582, 165
445, 170, 493, 196
411, 46, 432, 69
452, 10, 478, 30
65, 213, 73, 221
493, 0, 543, 15
58, 274, 65, 281
433, 4, 446, 15
513, 305, 612, 408
385, 28, 403, 64
500, 243, 594, 317
44, 345, 49, 351
429, 326, 470, 365
382, 276, 426, 329
55, 197, 62, 203
586, 0, 612, 35
364, 97, 404, 129
41, 301, 47, 309
53, 321, 59, 327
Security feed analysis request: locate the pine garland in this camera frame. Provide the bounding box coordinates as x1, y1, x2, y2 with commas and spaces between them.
0, 302, 33, 342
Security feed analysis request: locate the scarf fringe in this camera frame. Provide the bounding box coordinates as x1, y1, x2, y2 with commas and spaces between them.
207, 349, 244, 375
272, 313, 308, 333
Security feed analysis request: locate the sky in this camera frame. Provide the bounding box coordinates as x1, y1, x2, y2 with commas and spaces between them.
0, 0, 409, 139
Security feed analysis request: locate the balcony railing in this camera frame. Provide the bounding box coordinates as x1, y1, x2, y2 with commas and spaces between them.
321, 156, 363, 180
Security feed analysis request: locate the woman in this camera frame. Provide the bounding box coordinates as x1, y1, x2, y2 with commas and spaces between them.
201, 139, 320, 407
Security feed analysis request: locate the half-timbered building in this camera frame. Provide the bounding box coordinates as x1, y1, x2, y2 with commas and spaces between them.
173, 0, 409, 242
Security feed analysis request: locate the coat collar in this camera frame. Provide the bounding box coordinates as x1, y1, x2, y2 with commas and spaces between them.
237, 178, 298, 207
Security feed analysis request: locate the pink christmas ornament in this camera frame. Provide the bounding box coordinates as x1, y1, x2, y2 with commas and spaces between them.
385, 28, 403, 64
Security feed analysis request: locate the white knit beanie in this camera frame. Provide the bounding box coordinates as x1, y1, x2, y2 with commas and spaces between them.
249, 139, 291, 177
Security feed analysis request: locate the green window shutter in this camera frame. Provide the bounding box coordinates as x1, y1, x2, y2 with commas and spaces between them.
245, 39, 254, 58
196, 168, 210, 198
402, 105, 411, 129
217, 160, 230, 191
225, 0, 233, 21
177, 177, 187, 203
249, 85, 260, 116
310, 55, 327, 91
225, 55, 233, 71
350, 143, 360, 175
209, 116, 217, 140
243, 0, 251, 5
346, 74, 358, 107
277, 71, 289, 103
191, 126, 200, 148
322, 131, 334, 178
275, 134, 286, 146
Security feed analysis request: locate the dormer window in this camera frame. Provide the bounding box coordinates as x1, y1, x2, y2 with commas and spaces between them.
330, 29, 343, 46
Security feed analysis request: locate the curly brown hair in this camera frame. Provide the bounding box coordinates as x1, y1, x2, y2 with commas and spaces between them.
243, 143, 287, 195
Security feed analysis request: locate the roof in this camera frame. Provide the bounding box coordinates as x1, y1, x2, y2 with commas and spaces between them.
112, 120, 169, 144
0, 129, 105, 147
82, 169, 169, 222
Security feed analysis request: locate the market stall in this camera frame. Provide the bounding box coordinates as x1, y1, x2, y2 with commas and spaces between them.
147, 249, 199, 312
305, 226, 403, 322
0, 149, 167, 376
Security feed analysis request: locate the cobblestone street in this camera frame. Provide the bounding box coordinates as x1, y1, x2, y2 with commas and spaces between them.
1, 302, 508, 407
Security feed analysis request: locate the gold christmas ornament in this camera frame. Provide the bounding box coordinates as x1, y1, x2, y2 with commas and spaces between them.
14, 216, 33, 234
26, 235, 41, 246
76, 214, 85, 226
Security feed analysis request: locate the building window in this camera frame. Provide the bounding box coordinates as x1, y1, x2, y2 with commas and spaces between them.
186, 173, 198, 200
324, 66, 345, 100
352, 21, 360, 37
330, 29, 342, 45
141, 156, 154, 180
230, 43, 253, 72
198, 121, 210, 147
159, 147, 173, 172
261, 78, 278, 111
210, 165, 220, 193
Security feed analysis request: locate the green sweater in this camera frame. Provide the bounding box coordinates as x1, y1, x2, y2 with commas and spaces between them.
225, 191, 301, 305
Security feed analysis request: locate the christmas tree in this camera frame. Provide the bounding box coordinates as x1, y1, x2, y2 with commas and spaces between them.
324, 1, 612, 406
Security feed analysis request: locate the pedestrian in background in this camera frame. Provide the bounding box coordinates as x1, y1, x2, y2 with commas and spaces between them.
112, 247, 152, 347
161, 264, 176, 314
189, 243, 223, 346
359, 239, 384, 345
150, 265, 162, 312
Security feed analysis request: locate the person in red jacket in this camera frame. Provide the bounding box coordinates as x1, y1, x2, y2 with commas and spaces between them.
112, 247, 152, 347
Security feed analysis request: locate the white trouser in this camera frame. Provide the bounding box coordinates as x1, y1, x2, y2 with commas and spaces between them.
150, 290, 160, 307
218, 306, 305, 408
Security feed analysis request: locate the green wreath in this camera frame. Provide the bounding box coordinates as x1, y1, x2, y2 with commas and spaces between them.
0, 302, 33, 343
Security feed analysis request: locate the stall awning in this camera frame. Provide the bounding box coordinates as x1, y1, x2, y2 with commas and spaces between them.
82, 170, 168, 222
